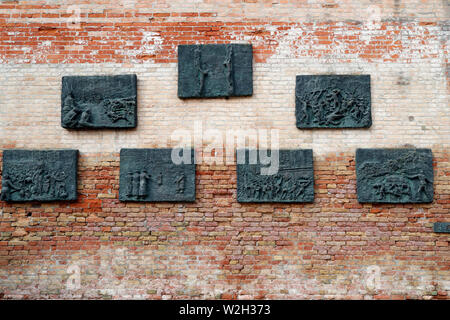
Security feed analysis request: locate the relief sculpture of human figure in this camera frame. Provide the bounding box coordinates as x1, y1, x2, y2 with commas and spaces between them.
62, 93, 93, 128
299, 100, 310, 124
139, 170, 151, 198
325, 89, 346, 125
62, 94, 80, 127
42, 174, 51, 194
54, 171, 68, 198
274, 176, 283, 197
157, 172, 163, 186
194, 47, 210, 97
175, 172, 185, 194
78, 109, 92, 127
223, 45, 234, 95
47, 172, 56, 197
132, 171, 140, 197
31, 162, 45, 196
1, 174, 20, 201
408, 173, 432, 200
373, 182, 385, 200
295, 179, 311, 199
126, 172, 133, 196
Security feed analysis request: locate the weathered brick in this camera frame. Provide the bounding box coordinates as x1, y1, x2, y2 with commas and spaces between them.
0, 0, 448, 300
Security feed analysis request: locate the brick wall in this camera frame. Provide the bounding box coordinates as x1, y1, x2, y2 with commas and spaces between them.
0, 0, 448, 299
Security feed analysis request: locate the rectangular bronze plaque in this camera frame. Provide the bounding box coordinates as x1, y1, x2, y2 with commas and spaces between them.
356, 148, 434, 203
296, 75, 371, 128
61, 74, 137, 129
433, 222, 450, 233
119, 148, 195, 202
178, 44, 253, 98
236, 149, 314, 203
1, 149, 78, 202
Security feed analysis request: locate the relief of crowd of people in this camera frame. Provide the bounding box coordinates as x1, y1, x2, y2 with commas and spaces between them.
1, 161, 68, 201
297, 86, 370, 126
241, 171, 312, 201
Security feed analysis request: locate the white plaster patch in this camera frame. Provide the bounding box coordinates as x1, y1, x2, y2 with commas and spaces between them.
120, 31, 163, 62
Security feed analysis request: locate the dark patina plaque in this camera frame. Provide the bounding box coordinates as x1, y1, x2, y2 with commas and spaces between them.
433, 223, 450, 233
119, 148, 195, 202
236, 149, 314, 203
61, 74, 137, 129
356, 148, 433, 203
178, 44, 253, 98
1, 149, 78, 202
295, 75, 371, 128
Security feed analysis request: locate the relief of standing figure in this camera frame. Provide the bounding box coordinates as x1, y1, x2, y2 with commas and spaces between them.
31, 164, 45, 196
132, 171, 140, 197
126, 172, 133, 196
53, 171, 68, 198
224, 44, 234, 95
299, 100, 310, 124
175, 172, 185, 194
139, 170, 151, 198
42, 174, 51, 194
157, 172, 163, 186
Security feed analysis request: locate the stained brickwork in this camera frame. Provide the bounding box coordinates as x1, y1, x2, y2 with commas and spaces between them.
0, 0, 448, 299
